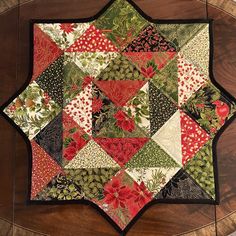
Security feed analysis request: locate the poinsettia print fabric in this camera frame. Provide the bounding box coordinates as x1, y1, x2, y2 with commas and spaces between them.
92, 170, 153, 229
38, 22, 91, 50
2, 0, 236, 233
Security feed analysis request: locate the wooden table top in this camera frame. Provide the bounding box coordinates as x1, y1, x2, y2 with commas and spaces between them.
0, 0, 236, 235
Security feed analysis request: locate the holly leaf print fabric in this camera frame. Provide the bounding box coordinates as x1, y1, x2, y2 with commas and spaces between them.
2, 0, 236, 234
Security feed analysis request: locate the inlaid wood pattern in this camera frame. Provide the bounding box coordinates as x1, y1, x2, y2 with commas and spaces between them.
1, 0, 236, 17
0, 0, 32, 15
0, 0, 236, 235
199, 0, 236, 18
0, 217, 50, 236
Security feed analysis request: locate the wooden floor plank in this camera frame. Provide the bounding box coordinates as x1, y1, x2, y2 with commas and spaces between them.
0, 5, 19, 231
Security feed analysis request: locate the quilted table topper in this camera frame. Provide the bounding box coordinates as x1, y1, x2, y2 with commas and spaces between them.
2, 0, 236, 233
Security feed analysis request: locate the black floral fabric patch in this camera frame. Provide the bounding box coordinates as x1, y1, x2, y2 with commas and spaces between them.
183, 82, 235, 136
34, 112, 63, 164
92, 84, 117, 135
149, 82, 177, 136
155, 169, 211, 199
123, 25, 177, 52
36, 55, 64, 107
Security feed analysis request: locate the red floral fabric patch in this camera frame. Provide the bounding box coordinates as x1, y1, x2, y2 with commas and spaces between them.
94, 138, 149, 167
63, 112, 90, 161
31, 140, 62, 198
66, 25, 118, 52
92, 170, 152, 229
95, 80, 146, 107
32, 25, 63, 81
180, 111, 210, 165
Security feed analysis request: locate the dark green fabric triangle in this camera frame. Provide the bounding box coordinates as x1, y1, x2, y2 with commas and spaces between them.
94, 0, 148, 48
34, 112, 63, 165
184, 140, 215, 199
151, 57, 178, 103
63, 61, 87, 106
36, 55, 64, 107
34, 172, 83, 201
96, 54, 145, 81
149, 82, 177, 136
155, 23, 206, 49
125, 139, 179, 168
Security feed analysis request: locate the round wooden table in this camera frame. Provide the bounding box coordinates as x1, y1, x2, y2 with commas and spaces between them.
0, 0, 236, 235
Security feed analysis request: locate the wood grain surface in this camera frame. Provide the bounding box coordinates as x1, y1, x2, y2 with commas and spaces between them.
1, 0, 236, 18
0, 0, 236, 235
200, 0, 236, 19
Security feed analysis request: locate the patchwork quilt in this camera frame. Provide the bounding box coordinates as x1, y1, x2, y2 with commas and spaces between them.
2, 0, 236, 233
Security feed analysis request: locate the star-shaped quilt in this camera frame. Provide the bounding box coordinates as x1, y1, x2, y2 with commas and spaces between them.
2, 0, 236, 233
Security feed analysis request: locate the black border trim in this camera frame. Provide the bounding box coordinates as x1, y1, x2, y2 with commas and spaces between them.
1, 0, 236, 235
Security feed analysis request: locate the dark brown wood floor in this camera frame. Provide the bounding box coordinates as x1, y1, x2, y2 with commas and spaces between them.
0, 0, 236, 235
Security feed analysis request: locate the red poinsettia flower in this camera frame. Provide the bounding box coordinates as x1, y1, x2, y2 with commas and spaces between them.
113, 110, 126, 121
132, 181, 152, 206
64, 142, 77, 161
82, 76, 93, 89
63, 132, 87, 161
141, 66, 156, 78
117, 119, 135, 133
110, 142, 135, 166
103, 178, 132, 209
114, 111, 135, 133
60, 23, 75, 34
72, 132, 87, 149
92, 97, 103, 113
